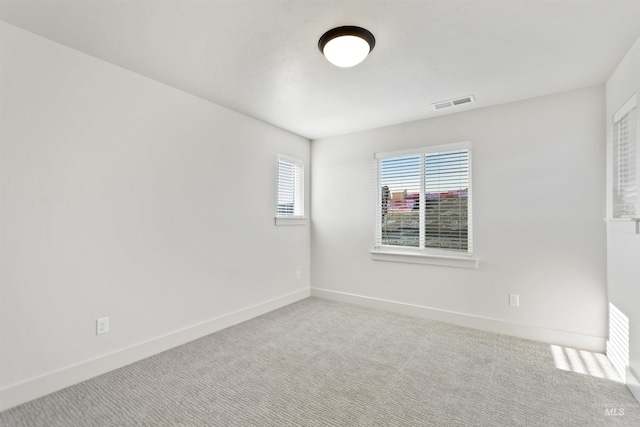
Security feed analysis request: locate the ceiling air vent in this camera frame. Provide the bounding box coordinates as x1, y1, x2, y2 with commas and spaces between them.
432, 95, 475, 111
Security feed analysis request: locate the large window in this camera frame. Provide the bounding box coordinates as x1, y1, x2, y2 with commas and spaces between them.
276, 155, 304, 219
612, 94, 638, 218
374, 142, 472, 256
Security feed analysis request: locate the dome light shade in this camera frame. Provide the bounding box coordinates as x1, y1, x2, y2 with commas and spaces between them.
319, 26, 375, 68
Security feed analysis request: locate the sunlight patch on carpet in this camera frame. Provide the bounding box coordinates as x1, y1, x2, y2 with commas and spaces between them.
550, 345, 621, 382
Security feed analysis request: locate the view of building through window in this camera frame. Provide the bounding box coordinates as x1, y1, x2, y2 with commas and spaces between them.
378, 148, 470, 252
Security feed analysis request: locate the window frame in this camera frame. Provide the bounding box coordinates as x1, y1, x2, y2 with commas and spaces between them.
275, 154, 306, 226
611, 94, 639, 221
371, 141, 478, 268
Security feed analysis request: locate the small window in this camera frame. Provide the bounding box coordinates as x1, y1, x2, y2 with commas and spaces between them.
373, 142, 472, 258
276, 155, 304, 223
612, 94, 638, 218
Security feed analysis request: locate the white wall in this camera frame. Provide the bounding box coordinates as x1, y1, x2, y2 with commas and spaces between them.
311, 86, 607, 351
0, 21, 310, 410
606, 35, 640, 397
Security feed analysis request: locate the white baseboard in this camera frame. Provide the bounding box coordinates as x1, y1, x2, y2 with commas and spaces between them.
311, 287, 606, 353
628, 367, 640, 404
0, 288, 310, 412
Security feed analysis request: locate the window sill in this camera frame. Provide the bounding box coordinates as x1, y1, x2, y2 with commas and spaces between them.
605, 218, 640, 234
275, 216, 307, 226
370, 248, 479, 269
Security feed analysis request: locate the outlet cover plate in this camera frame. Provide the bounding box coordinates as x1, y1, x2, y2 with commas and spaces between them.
96, 317, 109, 335
509, 294, 520, 307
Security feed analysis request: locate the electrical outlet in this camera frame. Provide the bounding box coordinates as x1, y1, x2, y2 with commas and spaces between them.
96, 317, 109, 335
509, 294, 520, 307
296, 270, 301, 280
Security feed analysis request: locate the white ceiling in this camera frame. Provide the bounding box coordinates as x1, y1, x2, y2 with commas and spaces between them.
2, 0, 640, 140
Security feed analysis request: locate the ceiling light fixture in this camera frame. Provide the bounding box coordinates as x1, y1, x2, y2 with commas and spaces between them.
318, 26, 375, 68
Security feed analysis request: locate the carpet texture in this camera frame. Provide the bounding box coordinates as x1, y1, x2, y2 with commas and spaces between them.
1, 297, 639, 426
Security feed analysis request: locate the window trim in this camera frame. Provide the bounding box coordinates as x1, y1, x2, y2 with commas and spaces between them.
613, 93, 637, 124
372, 141, 477, 267
275, 154, 306, 226
275, 216, 307, 226
370, 247, 478, 268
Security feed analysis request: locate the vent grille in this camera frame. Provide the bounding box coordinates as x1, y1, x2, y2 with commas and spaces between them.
432, 95, 475, 111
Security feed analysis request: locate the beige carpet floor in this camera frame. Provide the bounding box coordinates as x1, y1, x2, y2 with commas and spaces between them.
1, 297, 639, 426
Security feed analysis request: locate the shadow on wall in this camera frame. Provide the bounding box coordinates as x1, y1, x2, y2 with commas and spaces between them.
607, 303, 630, 381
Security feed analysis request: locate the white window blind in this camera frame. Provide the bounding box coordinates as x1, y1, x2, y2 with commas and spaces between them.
379, 155, 421, 247
424, 149, 470, 251
277, 155, 304, 217
613, 95, 638, 218
375, 142, 471, 254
